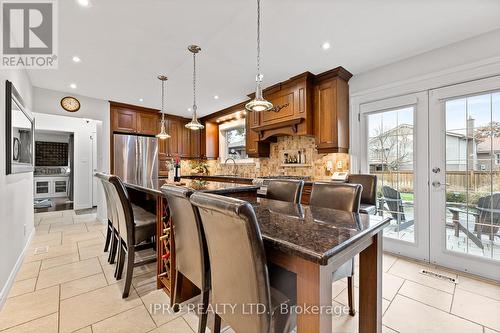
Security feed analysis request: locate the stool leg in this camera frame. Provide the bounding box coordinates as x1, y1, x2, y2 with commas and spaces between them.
212, 314, 221, 333
109, 230, 118, 264
122, 247, 135, 298
198, 289, 209, 333
347, 276, 356, 316
104, 221, 112, 252
116, 243, 125, 280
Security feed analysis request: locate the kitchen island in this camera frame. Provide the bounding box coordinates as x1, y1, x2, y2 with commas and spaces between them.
122, 177, 260, 300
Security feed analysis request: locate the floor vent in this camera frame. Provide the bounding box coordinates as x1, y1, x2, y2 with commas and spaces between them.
420, 269, 458, 284
34, 246, 49, 255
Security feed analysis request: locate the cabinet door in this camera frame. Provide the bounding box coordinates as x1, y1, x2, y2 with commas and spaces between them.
180, 123, 191, 158
137, 112, 158, 135
204, 122, 219, 159
113, 108, 137, 133
246, 111, 258, 155
189, 129, 201, 158
35, 181, 50, 196
314, 79, 337, 148
262, 89, 295, 124
168, 119, 180, 156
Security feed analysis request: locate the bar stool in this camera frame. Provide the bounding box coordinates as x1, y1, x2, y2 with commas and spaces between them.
310, 182, 362, 316
161, 185, 210, 333
347, 174, 378, 214
190, 192, 292, 333
265, 179, 304, 204
101, 174, 157, 298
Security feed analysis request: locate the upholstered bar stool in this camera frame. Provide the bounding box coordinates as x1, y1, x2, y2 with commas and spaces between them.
101, 174, 157, 298
265, 179, 304, 204
347, 174, 378, 214
161, 185, 210, 333
95, 173, 120, 265
310, 182, 362, 316
190, 192, 291, 333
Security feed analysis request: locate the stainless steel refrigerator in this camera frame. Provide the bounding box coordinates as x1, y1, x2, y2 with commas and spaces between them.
113, 134, 158, 183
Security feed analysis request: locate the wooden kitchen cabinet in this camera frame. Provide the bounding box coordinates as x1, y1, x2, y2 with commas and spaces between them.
112, 107, 137, 133
313, 67, 352, 154
137, 112, 158, 135
167, 118, 180, 156
180, 122, 191, 158
246, 110, 270, 157
204, 122, 219, 159
189, 128, 201, 159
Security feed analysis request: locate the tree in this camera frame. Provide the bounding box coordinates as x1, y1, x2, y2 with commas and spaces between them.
475, 121, 500, 140
369, 124, 412, 171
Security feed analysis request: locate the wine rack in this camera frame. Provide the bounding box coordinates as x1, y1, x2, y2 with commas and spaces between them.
156, 197, 175, 296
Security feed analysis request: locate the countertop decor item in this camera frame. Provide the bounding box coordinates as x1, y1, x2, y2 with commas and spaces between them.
189, 159, 209, 175
156, 75, 171, 140
60, 96, 81, 112
245, 0, 273, 112
185, 45, 204, 130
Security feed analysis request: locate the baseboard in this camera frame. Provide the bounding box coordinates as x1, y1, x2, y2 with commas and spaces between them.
0, 228, 35, 310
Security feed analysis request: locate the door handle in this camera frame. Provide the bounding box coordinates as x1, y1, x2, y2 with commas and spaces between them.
432, 181, 441, 188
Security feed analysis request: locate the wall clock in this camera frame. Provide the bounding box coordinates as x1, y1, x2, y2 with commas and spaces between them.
60, 96, 81, 112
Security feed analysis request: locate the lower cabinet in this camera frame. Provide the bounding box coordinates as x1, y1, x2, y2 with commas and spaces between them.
34, 177, 69, 198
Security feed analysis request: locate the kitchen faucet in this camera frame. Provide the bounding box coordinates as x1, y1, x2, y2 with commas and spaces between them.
224, 157, 238, 176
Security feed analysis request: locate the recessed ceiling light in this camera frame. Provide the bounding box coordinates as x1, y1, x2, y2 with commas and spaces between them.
322, 42, 331, 50
139, 98, 143, 102
214, 95, 219, 100
70, 83, 77, 89
187, 108, 192, 112
77, 0, 90, 7
72, 56, 81, 63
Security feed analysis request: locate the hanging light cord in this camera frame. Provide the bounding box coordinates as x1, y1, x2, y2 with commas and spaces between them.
161, 79, 165, 121
256, 0, 261, 81
192, 51, 197, 115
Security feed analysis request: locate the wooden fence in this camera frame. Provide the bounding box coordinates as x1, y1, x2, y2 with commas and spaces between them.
372, 171, 500, 192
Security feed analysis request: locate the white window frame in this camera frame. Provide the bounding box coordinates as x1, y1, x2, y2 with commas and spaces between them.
218, 118, 254, 164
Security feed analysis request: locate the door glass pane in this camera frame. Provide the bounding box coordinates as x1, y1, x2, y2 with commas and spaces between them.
445, 92, 500, 261
367, 107, 415, 242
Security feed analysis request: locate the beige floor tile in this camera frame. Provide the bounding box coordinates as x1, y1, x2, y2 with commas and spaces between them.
14, 261, 40, 281
36, 258, 102, 289
332, 279, 347, 299
451, 288, 500, 331
24, 242, 78, 263
60, 273, 108, 300
384, 295, 482, 333
39, 216, 72, 225
331, 301, 358, 333
334, 286, 359, 310
398, 280, 453, 311
78, 236, 105, 249
456, 275, 500, 301
79, 243, 106, 260
50, 223, 87, 234
382, 273, 404, 301
382, 325, 398, 333
383, 253, 398, 272
0, 286, 59, 331
62, 230, 103, 245
73, 327, 92, 333
388, 259, 456, 293
150, 317, 193, 333
102, 261, 156, 285
382, 298, 390, 314
59, 282, 142, 333
34, 224, 50, 233
0, 312, 58, 333
132, 271, 157, 297
92, 305, 156, 333
7, 277, 37, 298
40, 253, 80, 270
142, 289, 182, 326
30, 232, 62, 246
484, 328, 499, 333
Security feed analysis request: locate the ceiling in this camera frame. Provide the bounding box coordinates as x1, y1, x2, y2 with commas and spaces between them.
28, 0, 500, 117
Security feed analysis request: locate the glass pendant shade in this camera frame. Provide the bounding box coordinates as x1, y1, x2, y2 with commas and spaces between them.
186, 45, 204, 130
246, 0, 273, 112
245, 78, 273, 112
156, 75, 170, 139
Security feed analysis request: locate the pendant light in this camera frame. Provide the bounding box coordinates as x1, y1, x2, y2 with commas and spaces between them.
245, 0, 273, 112
156, 75, 171, 139
185, 45, 204, 130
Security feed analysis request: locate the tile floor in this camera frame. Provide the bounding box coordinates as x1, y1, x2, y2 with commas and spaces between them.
0, 209, 499, 333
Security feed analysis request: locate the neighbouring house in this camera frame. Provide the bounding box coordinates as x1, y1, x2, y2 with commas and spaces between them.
476, 137, 500, 171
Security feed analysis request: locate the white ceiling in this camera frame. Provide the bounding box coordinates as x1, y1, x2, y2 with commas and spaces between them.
28, 0, 500, 117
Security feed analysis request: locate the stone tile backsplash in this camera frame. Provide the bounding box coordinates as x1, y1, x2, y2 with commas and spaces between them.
181, 136, 349, 180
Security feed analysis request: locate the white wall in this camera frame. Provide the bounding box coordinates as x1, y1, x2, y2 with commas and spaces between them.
35, 131, 70, 143
0, 68, 34, 307
34, 87, 110, 220
350, 29, 500, 95
34, 113, 98, 210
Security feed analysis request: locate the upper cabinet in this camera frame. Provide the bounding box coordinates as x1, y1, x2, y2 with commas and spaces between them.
112, 107, 137, 133
137, 112, 158, 135
246, 110, 270, 157
110, 102, 159, 135
313, 67, 352, 153
250, 72, 314, 141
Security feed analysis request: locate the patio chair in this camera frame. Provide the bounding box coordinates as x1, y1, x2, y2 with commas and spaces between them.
447, 192, 500, 250
381, 186, 414, 231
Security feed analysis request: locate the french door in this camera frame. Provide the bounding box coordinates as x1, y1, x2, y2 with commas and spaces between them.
429, 76, 500, 280
359, 92, 430, 261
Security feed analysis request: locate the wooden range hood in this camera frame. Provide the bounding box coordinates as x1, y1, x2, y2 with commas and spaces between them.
247, 72, 314, 141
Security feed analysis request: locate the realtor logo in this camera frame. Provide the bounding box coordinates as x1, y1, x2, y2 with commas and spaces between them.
1, 0, 58, 68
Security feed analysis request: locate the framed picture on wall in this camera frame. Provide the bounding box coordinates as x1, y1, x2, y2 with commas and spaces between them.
5, 80, 35, 174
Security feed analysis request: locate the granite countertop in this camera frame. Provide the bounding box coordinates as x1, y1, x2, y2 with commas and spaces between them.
239, 197, 390, 265
123, 177, 260, 196
183, 174, 342, 186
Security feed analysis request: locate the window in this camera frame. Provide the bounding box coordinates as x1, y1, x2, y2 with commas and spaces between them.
218, 118, 252, 163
